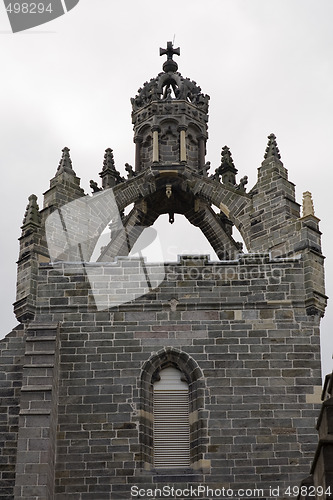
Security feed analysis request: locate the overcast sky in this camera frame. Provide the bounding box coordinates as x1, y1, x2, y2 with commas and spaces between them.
0, 0, 332, 376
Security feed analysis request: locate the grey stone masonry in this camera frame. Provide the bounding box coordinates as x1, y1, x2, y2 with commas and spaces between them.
300, 373, 333, 499
1, 250, 325, 499
13, 323, 59, 500
0, 326, 25, 500
1, 43, 328, 500
11, 253, 321, 499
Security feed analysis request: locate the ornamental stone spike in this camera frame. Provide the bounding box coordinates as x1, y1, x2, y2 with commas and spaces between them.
302, 191, 315, 217
221, 146, 237, 171
56, 146, 76, 176
21, 194, 41, 229
99, 148, 123, 189
220, 145, 238, 186
102, 147, 115, 171
264, 133, 281, 160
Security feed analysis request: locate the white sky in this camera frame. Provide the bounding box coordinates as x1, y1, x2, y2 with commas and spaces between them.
0, 0, 332, 377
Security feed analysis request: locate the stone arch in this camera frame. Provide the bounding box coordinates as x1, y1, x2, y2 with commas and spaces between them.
139, 347, 207, 470
45, 170, 252, 263
109, 172, 252, 256
156, 72, 183, 97
184, 201, 242, 259
185, 173, 252, 249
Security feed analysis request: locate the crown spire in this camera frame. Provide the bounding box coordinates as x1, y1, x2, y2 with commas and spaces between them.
159, 41, 180, 73
264, 133, 281, 160
56, 147, 76, 176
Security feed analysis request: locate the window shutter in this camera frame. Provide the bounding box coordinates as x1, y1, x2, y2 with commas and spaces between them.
153, 367, 190, 468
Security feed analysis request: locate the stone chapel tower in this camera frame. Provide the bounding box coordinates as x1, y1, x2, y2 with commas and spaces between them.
0, 43, 329, 499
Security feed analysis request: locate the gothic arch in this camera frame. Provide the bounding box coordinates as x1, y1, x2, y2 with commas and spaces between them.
45, 169, 252, 263
111, 171, 252, 244
139, 347, 207, 470
108, 172, 252, 260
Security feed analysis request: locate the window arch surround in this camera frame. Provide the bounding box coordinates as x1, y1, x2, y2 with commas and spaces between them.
139, 347, 208, 471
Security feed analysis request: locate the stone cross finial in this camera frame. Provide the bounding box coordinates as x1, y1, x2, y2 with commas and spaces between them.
160, 41, 180, 73
159, 41, 180, 60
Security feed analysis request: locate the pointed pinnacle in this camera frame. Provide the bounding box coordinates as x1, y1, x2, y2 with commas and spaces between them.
302, 191, 315, 217
99, 148, 124, 189
102, 148, 116, 172
22, 194, 41, 229
56, 147, 76, 176
264, 133, 281, 160
220, 146, 237, 172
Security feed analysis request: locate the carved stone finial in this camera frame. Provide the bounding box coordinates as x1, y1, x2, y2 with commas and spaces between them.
22, 194, 41, 229
99, 148, 124, 189
56, 147, 76, 176
125, 163, 136, 178
264, 133, 281, 160
160, 41, 180, 73
209, 168, 221, 182
90, 180, 102, 193
236, 176, 248, 192
219, 146, 238, 186
302, 191, 315, 217
221, 146, 235, 168
103, 148, 115, 170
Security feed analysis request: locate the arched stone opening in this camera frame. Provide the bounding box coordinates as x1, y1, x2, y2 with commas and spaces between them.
139, 347, 208, 471
45, 171, 251, 264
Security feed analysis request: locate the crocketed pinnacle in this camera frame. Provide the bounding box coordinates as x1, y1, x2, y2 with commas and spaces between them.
264, 133, 281, 160
56, 147, 76, 176
219, 145, 238, 186
101, 148, 116, 172
99, 148, 124, 189
22, 194, 41, 228
220, 146, 237, 173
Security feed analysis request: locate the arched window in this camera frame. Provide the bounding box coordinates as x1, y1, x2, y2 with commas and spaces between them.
139, 347, 208, 472
153, 367, 190, 468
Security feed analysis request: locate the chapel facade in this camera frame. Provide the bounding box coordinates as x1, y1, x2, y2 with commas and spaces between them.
0, 43, 330, 500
